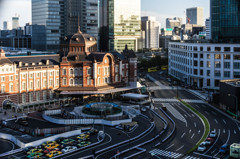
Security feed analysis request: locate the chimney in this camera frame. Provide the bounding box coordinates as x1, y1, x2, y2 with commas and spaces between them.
46, 60, 49, 65
19, 61, 22, 67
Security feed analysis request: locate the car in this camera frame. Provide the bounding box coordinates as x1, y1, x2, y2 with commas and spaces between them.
205, 137, 214, 145
141, 107, 147, 112
61, 146, 77, 153
44, 148, 60, 154
27, 152, 44, 158
42, 141, 57, 146
219, 144, 229, 154
45, 143, 59, 149
162, 105, 167, 111
209, 130, 217, 138
86, 129, 99, 135
77, 141, 91, 148
46, 151, 62, 158
197, 142, 207, 152
76, 134, 90, 141
23, 146, 34, 154
27, 149, 43, 155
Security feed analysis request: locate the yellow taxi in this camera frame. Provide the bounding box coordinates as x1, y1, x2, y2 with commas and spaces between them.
42, 141, 57, 146
27, 149, 43, 155
46, 151, 62, 158
45, 143, 59, 149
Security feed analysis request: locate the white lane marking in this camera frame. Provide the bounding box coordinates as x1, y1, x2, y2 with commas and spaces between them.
189, 129, 192, 134
204, 129, 220, 155
181, 133, 185, 139
234, 130, 237, 134
223, 119, 226, 124
176, 145, 184, 152
176, 103, 192, 117
205, 111, 210, 115
195, 105, 200, 108
198, 130, 201, 134
214, 119, 218, 124
184, 114, 188, 118
192, 114, 195, 117
191, 133, 195, 139
165, 144, 174, 150
225, 130, 231, 144
223, 129, 225, 133
194, 122, 197, 127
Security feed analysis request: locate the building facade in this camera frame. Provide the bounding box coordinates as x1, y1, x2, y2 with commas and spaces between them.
3, 21, 12, 30
211, 0, 240, 43
205, 18, 211, 40
0, 28, 138, 109
186, 7, 204, 26
166, 17, 182, 29
12, 17, 19, 29
141, 16, 160, 49
0, 48, 60, 110
169, 42, 240, 89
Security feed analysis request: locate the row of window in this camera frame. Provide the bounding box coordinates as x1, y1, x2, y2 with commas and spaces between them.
22, 91, 54, 103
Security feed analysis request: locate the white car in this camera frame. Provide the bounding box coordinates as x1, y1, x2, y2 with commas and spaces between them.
61, 146, 77, 153
141, 107, 147, 112
209, 130, 217, 138
197, 142, 207, 152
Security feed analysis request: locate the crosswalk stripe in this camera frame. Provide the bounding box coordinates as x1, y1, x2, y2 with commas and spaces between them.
149, 149, 200, 159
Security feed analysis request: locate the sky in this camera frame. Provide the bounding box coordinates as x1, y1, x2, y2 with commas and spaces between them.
0, 0, 210, 29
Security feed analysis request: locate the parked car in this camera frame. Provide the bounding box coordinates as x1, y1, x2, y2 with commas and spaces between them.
77, 141, 91, 148
46, 151, 62, 158
27, 149, 43, 155
205, 138, 214, 145
141, 107, 147, 112
23, 146, 34, 154
219, 144, 229, 154
209, 130, 217, 138
42, 141, 57, 147
86, 129, 98, 136
45, 143, 59, 149
27, 152, 44, 159
61, 146, 77, 153
197, 142, 207, 152
44, 148, 60, 154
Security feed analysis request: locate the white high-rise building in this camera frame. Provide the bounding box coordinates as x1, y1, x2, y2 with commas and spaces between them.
166, 17, 182, 29
12, 17, 19, 29
186, 7, 204, 26
3, 21, 12, 30
169, 42, 240, 89
205, 18, 211, 40
141, 16, 160, 49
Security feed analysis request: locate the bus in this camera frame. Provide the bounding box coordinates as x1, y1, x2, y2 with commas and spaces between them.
148, 67, 157, 72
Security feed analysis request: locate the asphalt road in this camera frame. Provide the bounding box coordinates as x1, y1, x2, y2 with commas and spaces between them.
0, 139, 17, 154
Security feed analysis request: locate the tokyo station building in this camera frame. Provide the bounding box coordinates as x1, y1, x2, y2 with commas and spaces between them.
0, 28, 138, 111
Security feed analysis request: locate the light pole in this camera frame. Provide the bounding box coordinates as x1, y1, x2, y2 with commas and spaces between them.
228, 94, 239, 120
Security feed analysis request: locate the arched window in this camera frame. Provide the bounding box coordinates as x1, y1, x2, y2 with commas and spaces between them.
75, 79, 78, 85
70, 68, 74, 75
70, 79, 74, 85
75, 69, 78, 76
62, 68, 67, 75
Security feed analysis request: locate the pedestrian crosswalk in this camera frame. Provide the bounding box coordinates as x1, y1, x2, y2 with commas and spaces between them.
149, 149, 200, 159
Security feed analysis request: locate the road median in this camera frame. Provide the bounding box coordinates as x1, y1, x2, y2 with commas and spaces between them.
178, 98, 210, 154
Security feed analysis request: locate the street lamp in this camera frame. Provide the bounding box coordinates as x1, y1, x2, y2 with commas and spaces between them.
228, 94, 239, 120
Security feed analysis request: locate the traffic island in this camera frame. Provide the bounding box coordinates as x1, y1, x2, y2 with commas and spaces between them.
178, 98, 210, 154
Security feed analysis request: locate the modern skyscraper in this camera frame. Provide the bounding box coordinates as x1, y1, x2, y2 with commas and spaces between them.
166, 17, 182, 29
107, 0, 141, 52
12, 17, 19, 29
3, 21, 12, 30
186, 7, 204, 26
211, 0, 240, 43
141, 16, 160, 49
205, 18, 211, 40
32, 0, 98, 51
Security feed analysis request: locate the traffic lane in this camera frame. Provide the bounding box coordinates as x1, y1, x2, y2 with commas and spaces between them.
0, 139, 16, 154
154, 90, 201, 100
157, 103, 204, 154
189, 103, 239, 157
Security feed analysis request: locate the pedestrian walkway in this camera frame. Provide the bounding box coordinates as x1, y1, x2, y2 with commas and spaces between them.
162, 103, 187, 124
149, 149, 200, 159
153, 98, 205, 104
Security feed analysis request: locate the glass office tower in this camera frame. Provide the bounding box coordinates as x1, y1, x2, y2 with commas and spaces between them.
108, 0, 141, 52
211, 0, 240, 43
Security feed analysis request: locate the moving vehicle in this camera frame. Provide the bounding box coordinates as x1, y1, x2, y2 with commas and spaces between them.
205, 138, 214, 145
61, 146, 77, 153
209, 130, 217, 138
219, 144, 229, 154
197, 142, 207, 152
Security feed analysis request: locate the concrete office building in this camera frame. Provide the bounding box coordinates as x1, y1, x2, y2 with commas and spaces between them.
141, 16, 160, 49
12, 17, 19, 29
3, 21, 12, 30
205, 18, 211, 40
99, 0, 141, 52
186, 7, 204, 26
166, 17, 182, 29
168, 42, 240, 89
